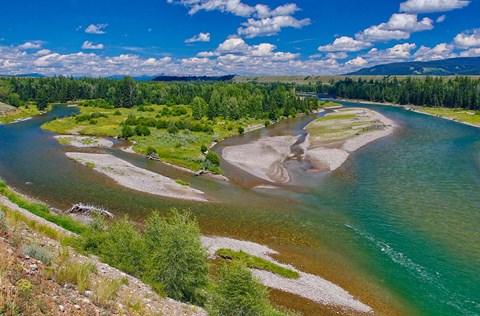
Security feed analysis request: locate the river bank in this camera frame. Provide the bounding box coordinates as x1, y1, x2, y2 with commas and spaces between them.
66, 152, 207, 202
338, 98, 480, 128
222, 107, 395, 183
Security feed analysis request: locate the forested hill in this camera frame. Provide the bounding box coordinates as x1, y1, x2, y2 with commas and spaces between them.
152, 75, 235, 82
347, 57, 480, 76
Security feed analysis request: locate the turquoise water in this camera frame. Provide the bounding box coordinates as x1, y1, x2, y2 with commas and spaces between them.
0, 103, 479, 315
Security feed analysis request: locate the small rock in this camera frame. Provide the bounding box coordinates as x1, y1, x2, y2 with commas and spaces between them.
30, 264, 38, 271
74, 304, 81, 310
81, 298, 91, 304
58, 305, 65, 312
84, 290, 94, 297
24, 255, 30, 260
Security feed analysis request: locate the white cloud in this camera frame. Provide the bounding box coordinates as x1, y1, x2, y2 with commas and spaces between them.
413, 43, 456, 61
185, 32, 211, 43
383, 14, 433, 32
436, 15, 446, 23
356, 24, 411, 42
34, 49, 52, 56
17, 42, 42, 50
318, 36, 372, 52
85, 24, 108, 34
168, 0, 255, 17
364, 43, 417, 62
254, 3, 299, 18
326, 52, 348, 59
238, 15, 310, 38
459, 48, 480, 57
81, 41, 104, 50
400, 0, 470, 13
346, 56, 368, 67
454, 29, 480, 48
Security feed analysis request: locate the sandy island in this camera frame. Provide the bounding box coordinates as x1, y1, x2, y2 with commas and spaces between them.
202, 236, 372, 313
55, 135, 114, 148
222, 136, 298, 183
66, 152, 207, 202
304, 108, 395, 171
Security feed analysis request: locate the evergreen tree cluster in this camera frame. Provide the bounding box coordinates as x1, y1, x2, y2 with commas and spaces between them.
297, 76, 480, 110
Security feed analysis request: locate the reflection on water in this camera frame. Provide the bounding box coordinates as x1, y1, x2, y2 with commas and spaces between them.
0, 103, 479, 315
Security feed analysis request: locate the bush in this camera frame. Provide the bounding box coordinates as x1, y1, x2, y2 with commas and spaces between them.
205, 151, 220, 166
200, 144, 208, 154
156, 119, 168, 129
146, 146, 156, 156
167, 125, 179, 135
264, 120, 271, 127
209, 261, 275, 316
144, 210, 208, 304
124, 114, 137, 126
121, 125, 135, 138
113, 110, 122, 116
238, 126, 245, 134
134, 125, 151, 136
23, 244, 53, 265
98, 217, 146, 276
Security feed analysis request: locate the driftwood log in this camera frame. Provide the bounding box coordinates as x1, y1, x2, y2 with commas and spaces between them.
68, 203, 114, 219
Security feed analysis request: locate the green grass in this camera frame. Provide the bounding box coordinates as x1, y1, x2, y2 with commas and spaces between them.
175, 179, 191, 186
414, 107, 480, 126
216, 248, 300, 279
0, 104, 42, 124
0, 180, 87, 234
42, 104, 262, 172
316, 113, 356, 121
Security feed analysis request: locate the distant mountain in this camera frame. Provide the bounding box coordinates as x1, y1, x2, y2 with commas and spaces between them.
152, 75, 235, 82
106, 75, 159, 81
0, 73, 46, 78
346, 57, 480, 76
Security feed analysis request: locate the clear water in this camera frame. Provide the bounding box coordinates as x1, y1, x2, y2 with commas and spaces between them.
0, 103, 479, 315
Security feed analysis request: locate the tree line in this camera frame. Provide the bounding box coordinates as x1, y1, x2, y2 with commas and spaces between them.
0, 76, 319, 120
296, 76, 480, 110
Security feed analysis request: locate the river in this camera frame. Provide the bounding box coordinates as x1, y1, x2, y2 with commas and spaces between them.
0, 102, 479, 315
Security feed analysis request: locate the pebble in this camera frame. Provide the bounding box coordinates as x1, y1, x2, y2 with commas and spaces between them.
74, 304, 81, 310
58, 305, 65, 312
29, 264, 38, 271
84, 290, 94, 297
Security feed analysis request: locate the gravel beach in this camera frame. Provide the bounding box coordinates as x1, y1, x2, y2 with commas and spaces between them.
66, 152, 207, 202
202, 236, 372, 313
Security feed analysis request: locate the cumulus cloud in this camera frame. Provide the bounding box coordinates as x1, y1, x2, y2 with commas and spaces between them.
185, 32, 211, 43
400, 0, 470, 13
34, 49, 52, 56
459, 48, 480, 57
413, 43, 456, 61
356, 24, 411, 42
346, 56, 368, 67
364, 43, 417, 63
318, 36, 372, 52
17, 42, 42, 50
454, 28, 480, 48
81, 41, 104, 50
85, 24, 108, 34
238, 15, 310, 38
383, 14, 433, 32
169, 1, 309, 38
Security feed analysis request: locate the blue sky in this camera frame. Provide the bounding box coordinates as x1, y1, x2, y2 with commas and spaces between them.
0, 0, 479, 76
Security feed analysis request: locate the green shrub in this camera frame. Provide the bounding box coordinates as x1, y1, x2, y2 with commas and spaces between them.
156, 120, 168, 129
209, 261, 277, 316
167, 125, 179, 134
121, 125, 135, 138
134, 125, 151, 136
98, 217, 146, 276
144, 210, 208, 304
23, 244, 53, 265
238, 126, 245, 134
264, 120, 271, 127
216, 249, 299, 279
200, 144, 208, 154
113, 110, 122, 116
146, 145, 156, 156
205, 151, 220, 166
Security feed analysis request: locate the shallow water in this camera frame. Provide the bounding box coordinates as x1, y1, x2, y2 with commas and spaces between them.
0, 103, 479, 315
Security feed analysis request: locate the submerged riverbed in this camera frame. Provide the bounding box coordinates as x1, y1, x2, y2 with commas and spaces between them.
0, 102, 479, 315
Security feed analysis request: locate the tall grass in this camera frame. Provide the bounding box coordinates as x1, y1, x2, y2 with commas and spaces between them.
0, 180, 86, 234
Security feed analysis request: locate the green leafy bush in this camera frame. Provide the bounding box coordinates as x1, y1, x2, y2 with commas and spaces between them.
144, 210, 208, 304
209, 261, 278, 316
134, 125, 151, 136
